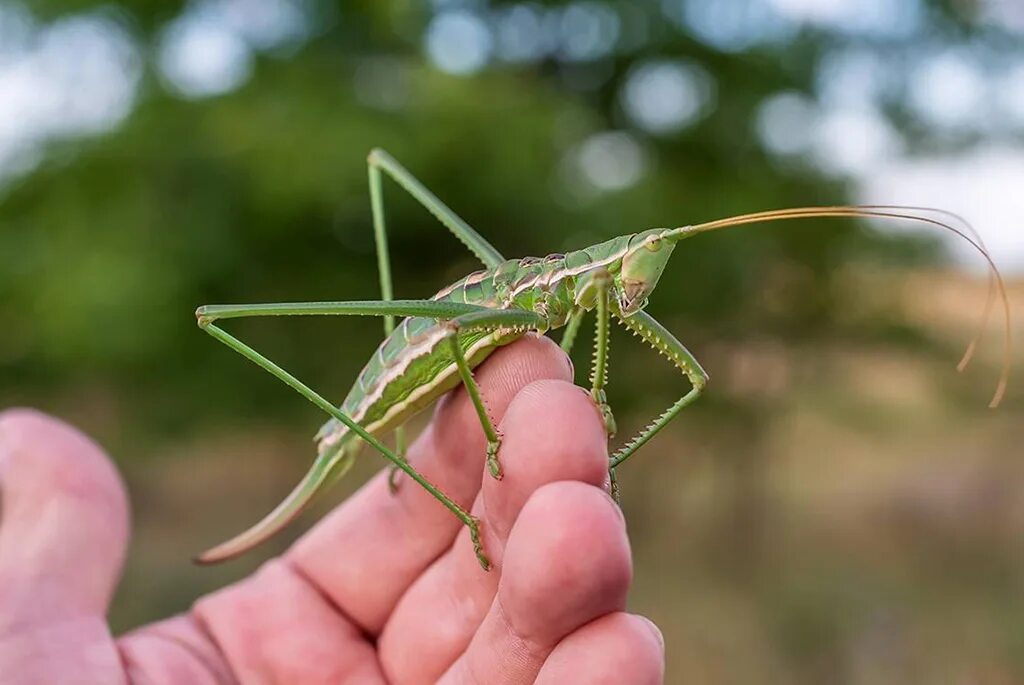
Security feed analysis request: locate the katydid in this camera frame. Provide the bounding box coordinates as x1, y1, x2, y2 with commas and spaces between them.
194, 149, 1011, 570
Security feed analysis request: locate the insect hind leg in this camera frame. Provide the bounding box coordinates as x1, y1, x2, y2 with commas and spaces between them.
367, 149, 508, 490
193, 300, 496, 569
367, 148, 505, 269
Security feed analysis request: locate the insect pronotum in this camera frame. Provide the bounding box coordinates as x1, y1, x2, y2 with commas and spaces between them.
194, 149, 1012, 570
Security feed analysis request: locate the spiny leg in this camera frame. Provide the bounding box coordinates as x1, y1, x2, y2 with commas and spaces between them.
608, 310, 708, 501
367, 148, 508, 490
194, 298, 506, 569
443, 308, 548, 480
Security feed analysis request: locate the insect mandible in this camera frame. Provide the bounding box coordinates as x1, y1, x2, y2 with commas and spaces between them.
194, 149, 1012, 570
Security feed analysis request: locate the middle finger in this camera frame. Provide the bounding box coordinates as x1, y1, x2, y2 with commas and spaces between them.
378, 379, 609, 683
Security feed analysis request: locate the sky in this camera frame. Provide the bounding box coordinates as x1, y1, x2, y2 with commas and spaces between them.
0, 0, 1022, 273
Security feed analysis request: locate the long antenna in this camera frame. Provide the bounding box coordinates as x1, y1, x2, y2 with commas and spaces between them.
666, 205, 1011, 408
859, 206, 994, 374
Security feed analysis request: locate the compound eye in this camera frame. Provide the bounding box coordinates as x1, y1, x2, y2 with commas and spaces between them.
644, 236, 663, 252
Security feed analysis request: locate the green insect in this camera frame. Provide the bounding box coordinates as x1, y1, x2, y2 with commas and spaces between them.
194, 149, 1011, 570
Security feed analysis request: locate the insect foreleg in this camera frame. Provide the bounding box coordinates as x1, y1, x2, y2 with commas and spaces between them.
194, 298, 497, 569
443, 308, 548, 481
608, 310, 708, 501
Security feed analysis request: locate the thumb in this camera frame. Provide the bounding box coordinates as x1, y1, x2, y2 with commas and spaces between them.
0, 409, 130, 623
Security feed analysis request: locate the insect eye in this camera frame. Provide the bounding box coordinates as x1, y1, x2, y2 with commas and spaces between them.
644, 237, 663, 252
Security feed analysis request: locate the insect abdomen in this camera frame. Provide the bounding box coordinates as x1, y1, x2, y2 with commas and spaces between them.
315, 265, 519, 453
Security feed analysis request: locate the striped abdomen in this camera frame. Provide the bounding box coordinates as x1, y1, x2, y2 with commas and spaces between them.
314, 265, 522, 457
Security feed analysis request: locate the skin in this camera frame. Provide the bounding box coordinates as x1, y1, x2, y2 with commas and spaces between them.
0, 336, 665, 684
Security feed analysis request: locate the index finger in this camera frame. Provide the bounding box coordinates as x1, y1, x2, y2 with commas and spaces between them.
284, 334, 573, 634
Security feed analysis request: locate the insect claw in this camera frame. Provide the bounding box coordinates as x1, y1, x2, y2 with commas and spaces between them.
486, 439, 503, 480
609, 467, 621, 504
469, 516, 491, 571
590, 388, 617, 438
386, 463, 402, 493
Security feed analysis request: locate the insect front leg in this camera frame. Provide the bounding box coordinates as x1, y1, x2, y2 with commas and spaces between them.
608, 310, 708, 501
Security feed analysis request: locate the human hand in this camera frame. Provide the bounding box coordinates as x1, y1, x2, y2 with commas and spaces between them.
0, 335, 664, 684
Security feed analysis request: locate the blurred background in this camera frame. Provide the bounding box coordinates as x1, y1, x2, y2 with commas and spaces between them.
2, 0, 1023, 681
